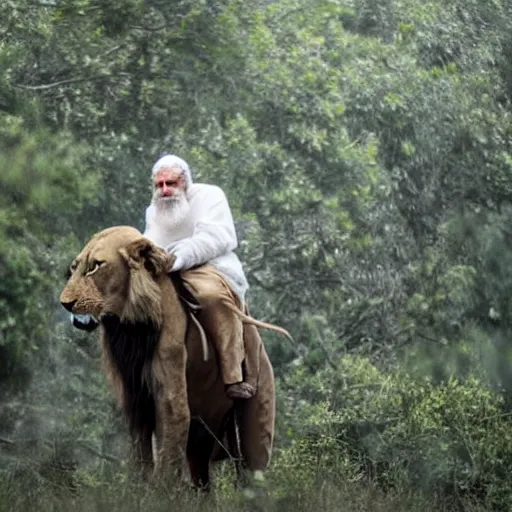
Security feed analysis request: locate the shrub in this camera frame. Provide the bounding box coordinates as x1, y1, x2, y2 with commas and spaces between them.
279, 355, 512, 510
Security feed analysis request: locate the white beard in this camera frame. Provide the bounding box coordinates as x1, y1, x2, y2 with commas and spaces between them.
152, 191, 191, 233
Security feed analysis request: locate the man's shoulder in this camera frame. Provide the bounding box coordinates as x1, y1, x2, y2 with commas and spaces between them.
187, 183, 227, 202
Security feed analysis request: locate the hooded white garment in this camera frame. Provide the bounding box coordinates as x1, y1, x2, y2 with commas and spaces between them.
143, 183, 249, 302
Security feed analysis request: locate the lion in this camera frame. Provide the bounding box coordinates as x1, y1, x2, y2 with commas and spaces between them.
60, 225, 279, 489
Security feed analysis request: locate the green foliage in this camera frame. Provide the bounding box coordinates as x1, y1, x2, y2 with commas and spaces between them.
2, 0, 512, 509
281, 355, 512, 510
0, 111, 99, 386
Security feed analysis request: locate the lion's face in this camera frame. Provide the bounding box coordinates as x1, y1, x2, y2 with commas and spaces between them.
60, 226, 172, 330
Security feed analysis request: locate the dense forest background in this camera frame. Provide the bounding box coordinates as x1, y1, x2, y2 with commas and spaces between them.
2, 0, 512, 510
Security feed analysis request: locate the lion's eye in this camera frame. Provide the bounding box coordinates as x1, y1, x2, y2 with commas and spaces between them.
85, 260, 104, 277
66, 261, 78, 279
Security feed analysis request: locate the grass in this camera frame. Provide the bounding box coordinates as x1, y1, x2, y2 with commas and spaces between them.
0, 456, 485, 512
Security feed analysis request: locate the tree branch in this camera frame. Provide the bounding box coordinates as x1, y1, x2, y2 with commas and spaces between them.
130, 23, 169, 32
15, 75, 109, 91
101, 44, 125, 58
76, 440, 120, 463
0, 436, 120, 463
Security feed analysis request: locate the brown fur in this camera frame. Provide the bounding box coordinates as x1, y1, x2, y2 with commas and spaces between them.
60, 226, 276, 488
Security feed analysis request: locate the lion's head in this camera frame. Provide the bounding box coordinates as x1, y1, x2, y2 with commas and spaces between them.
60, 226, 173, 330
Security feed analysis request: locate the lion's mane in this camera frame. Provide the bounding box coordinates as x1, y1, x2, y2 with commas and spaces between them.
102, 314, 160, 438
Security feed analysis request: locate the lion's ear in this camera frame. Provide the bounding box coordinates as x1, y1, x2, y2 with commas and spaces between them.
120, 238, 173, 277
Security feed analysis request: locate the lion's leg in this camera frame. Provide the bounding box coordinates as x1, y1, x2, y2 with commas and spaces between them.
153, 396, 190, 485
152, 345, 191, 484
226, 407, 250, 487
186, 418, 216, 491
239, 344, 276, 471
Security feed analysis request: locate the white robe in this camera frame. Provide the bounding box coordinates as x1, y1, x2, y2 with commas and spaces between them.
143, 183, 249, 302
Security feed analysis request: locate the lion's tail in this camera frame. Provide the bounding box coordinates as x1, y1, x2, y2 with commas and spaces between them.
221, 299, 294, 343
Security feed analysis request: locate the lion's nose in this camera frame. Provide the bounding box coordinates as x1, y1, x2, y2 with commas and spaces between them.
61, 299, 76, 312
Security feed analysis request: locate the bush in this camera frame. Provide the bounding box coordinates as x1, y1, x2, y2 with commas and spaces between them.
279, 355, 512, 510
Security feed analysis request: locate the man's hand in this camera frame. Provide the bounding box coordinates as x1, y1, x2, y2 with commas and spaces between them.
171, 254, 185, 272
165, 241, 186, 272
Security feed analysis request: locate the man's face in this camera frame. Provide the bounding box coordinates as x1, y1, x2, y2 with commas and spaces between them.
151, 166, 190, 230
153, 167, 186, 199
